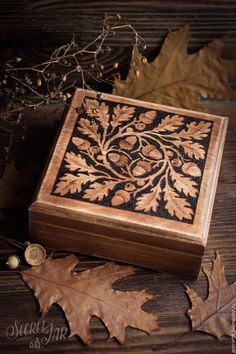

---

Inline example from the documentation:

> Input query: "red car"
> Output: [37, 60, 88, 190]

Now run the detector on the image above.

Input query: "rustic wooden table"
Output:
[0, 100, 235, 354]
[0, 1, 236, 352]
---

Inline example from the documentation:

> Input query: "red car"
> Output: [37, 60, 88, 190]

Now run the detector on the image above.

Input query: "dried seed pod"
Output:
[119, 136, 137, 150]
[133, 161, 152, 177]
[124, 183, 136, 192]
[142, 144, 162, 160]
[36, 79, 42, 87]
[72, 137, 90, 150]
[172, 158, 182, 167]
[6, 255, 21, 270]
[111, 190, 130, 206]
[24, 244, 46, 266]
[139, 110, 156, 124]
[108, 153, 128, 167]
[182, 162, 201, 177]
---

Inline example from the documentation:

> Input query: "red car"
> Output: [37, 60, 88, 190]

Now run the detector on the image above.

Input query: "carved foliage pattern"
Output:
[52, 97, 213, 223]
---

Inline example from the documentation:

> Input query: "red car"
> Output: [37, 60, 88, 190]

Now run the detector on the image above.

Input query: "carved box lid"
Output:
[29, 89, 228, 277]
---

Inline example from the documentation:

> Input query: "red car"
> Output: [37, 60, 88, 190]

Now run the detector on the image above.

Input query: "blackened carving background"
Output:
[51, 96, 213, 224]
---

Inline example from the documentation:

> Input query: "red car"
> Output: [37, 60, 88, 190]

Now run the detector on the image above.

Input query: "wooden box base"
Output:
[29, 89, 228, 277]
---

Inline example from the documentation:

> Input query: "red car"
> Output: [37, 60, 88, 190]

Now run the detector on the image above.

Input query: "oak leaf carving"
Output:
[111, 105, 135, 128]
[65, 152, 96, 173]
[83, 181, 117, 201]
[78, 118, 100, 141]
[84, 99, 110, 129]
[170, 169, 198, 198]
[164, 182, 193, 220]
[177, 121, 212, 140]
[176, 141, 205, 160]
[155, 115, 185, 133]
[136, 185, 162, 213]
[54, 173, 92, 195]
[186, 252, 236, 339]
[112, 24, 236, 111]
[20, 255, 159, 344]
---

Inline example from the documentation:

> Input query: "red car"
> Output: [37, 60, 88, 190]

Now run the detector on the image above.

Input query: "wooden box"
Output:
[29, 89, 228, 277]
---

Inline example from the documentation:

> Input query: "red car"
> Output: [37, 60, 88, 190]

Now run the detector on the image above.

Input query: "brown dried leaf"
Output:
[83, 181, 117, 201]
[54, 173, 92, 196]
[176, 140, 205, 160]
[65, 152, 96, 173]
[170, 169, 198, 198]
[111, 104, 135, 128]
[154, 115, 185, 132]
[186, 252, 236, 339]
[78, 118, 100, 141]
[177, 121, 212, 140]
[21, 255, 159, 344]
[136, 185, 162, 213]
[113, 24, 236, 111]
[164, 182, 193, 220]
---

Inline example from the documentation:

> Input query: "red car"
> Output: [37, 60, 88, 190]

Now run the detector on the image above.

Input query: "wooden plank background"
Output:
[0, 2, 236, 353]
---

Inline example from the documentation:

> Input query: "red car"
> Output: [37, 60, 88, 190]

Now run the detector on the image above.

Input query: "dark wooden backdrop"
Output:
[0, 2, 236, 354]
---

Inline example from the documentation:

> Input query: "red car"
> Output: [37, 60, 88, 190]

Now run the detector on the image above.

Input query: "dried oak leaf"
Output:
[112, 24, 236, 111]
[0, 160, 38, 210]
[186, 252, 236, 339]
[21, 255, 159, 344]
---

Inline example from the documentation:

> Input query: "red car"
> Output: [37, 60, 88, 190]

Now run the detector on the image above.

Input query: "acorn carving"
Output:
[108, 153, 129, 167]
[72, 137, 90, 151]
[172, 158, 182, 167]
[139, 110, 156, 124]
[142, 144, 162, 160]
[111, 190, 130, 206]
[133, 161, 152, 177]
[119, 136, 137, 150]
[182, 162, 201, 177]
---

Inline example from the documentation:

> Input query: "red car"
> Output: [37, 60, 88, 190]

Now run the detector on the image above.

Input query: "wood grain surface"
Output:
[0, 100, 235, 353]
[0, 2, 236, 353]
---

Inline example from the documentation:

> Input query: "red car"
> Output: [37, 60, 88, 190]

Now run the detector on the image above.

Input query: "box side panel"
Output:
[29, 205, 203, 278]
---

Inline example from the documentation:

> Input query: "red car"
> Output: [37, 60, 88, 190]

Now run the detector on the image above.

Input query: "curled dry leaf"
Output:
[111, 190, 130, 206]
[182, 162, 201, 177]
[113, 24, 236, 111]
[186, 252, 236, 339]
[21, 255, 159, 344]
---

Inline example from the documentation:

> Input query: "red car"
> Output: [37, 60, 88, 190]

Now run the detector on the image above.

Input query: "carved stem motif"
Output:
[52, 97, 212, 223]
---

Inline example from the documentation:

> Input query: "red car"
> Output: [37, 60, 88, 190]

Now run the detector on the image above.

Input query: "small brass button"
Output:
[24, 244, 46, 266]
